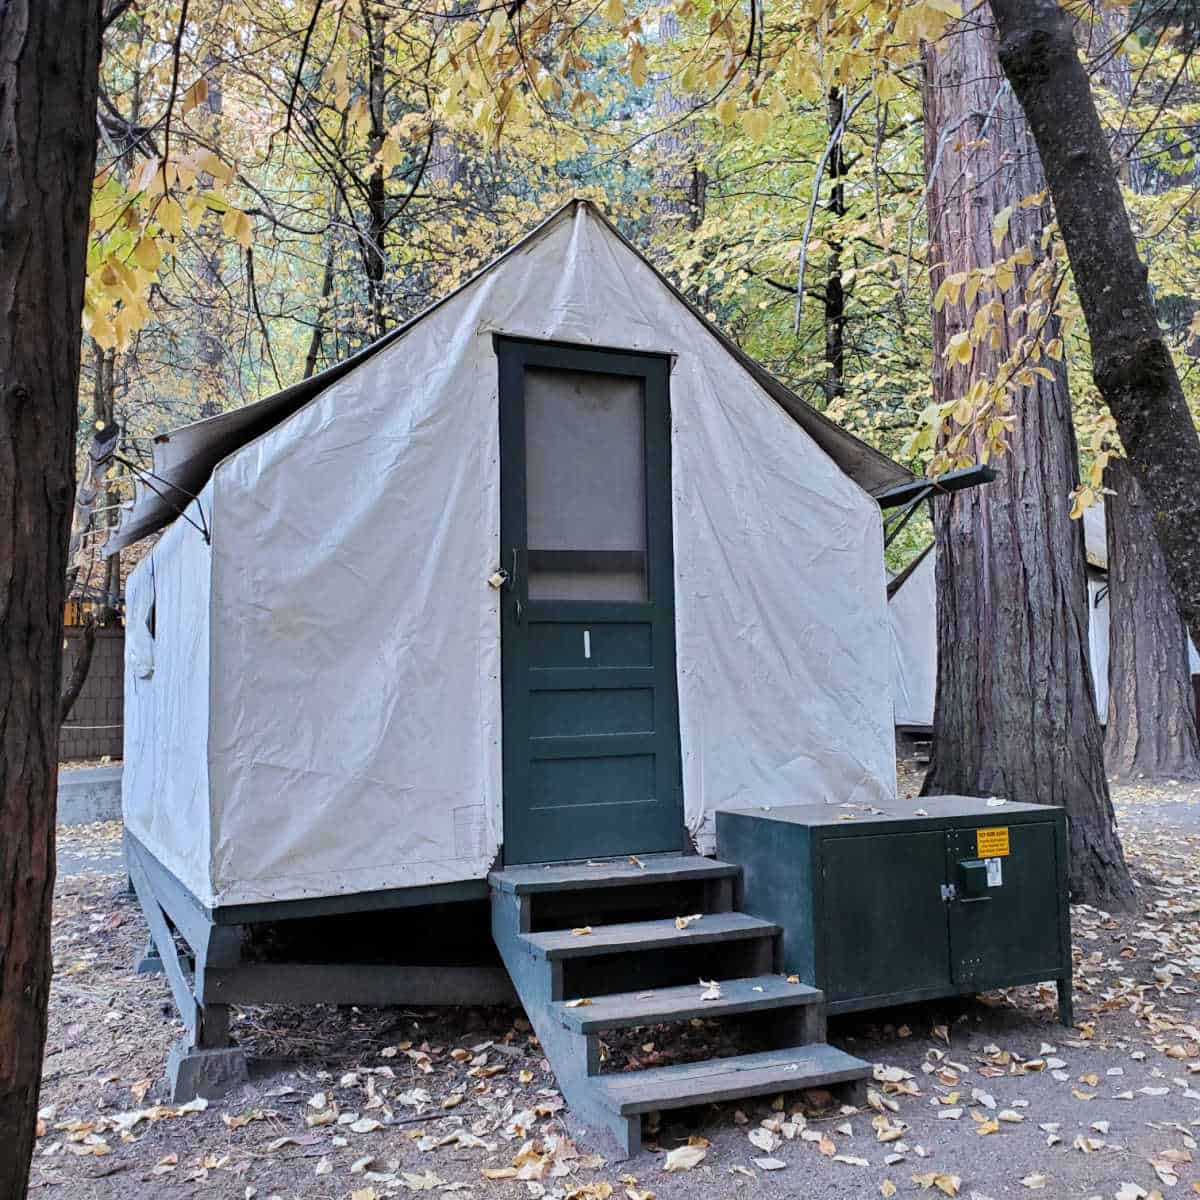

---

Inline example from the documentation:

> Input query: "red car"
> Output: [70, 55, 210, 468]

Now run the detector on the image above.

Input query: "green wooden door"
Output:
[498, 338, 684, 865]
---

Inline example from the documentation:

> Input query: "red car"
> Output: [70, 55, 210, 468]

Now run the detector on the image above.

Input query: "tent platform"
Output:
[127, 834, 871, 1150]
[125, 833, 517, 1101]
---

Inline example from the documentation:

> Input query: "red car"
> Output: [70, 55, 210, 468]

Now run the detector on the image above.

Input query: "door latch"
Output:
[940, 883, 957, 902]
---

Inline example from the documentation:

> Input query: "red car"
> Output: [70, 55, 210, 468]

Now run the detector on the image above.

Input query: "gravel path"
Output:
[33, 780, 1200, 1200]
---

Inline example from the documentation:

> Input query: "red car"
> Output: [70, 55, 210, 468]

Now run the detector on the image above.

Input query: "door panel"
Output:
[819, 833, 952, 1003]
[527, 689, 655, 738]
[499, 339, 684, 865]
[946, 823, 1064, 987]
[527, 621, 652, 668]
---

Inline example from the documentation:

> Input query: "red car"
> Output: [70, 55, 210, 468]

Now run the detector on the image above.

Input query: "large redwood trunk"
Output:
[920, 6, 1134, 909]
[991, 0, 1200, 661]
[1104, 456, 1200, 780]
[0, 2, 101, 1197]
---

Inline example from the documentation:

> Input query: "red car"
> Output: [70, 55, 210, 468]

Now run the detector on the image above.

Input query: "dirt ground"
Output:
[31, 773, 1200, 1200]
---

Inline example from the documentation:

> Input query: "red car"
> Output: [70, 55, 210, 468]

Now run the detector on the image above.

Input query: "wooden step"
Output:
[554, 975, 822, 1033]
[522, 912, 778, 961]
[592, 1044, 869, 1116]
[490, 856, 738, 895]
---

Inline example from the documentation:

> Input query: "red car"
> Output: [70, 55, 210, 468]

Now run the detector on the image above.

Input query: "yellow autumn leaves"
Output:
[419, 0, 966, 156]
[903, 189, 1072, 473]
[86, 134, 249, 353]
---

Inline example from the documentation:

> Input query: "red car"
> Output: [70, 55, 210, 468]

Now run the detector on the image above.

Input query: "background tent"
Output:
[887, 545, 936, 730]
[889, 499, 1200, 733]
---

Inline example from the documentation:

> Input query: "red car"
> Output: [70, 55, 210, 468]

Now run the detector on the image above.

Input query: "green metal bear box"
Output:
[716, 795, 1072, 1025]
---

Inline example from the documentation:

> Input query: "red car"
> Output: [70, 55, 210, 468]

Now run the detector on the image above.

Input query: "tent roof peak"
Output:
[105, 197, 914, 556]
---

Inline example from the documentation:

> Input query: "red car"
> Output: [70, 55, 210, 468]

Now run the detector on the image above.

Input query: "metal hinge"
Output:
[940, 883, 957, 902]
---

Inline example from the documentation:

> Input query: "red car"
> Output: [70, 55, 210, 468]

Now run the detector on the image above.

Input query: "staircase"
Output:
[490, 855, 870, 1158]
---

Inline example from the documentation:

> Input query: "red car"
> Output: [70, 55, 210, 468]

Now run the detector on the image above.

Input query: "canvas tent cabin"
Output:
[887, 499, 1200, 738]
[112, 200, 1057, 1153]
[113, 199, 910, 907]
[1080, 500, 1200, 725]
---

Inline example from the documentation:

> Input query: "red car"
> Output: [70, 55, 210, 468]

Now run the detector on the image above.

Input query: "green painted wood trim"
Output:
[211, 879, 491, 925]
[497, 336, 685, 865]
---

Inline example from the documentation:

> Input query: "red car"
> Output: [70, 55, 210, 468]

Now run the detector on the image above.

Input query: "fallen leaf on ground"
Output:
[912, 1173, 960, 1195]
[749, 1127, 780, 1153]
[663, 1144, 706, 1172]
[753, 1157, 787, 1171]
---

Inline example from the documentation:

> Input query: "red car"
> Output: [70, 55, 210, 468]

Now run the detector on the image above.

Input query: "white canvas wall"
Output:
[126, 204, 896, 907]
[888, 550, 937, 728]
[123, 492, 214, 900]
[1088, 571, 1110, 724]
[1083, 502, 1107, 569]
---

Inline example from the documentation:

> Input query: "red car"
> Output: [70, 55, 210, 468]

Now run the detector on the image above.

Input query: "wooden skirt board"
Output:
[123, 834, 516, 1101]
[497, 338, 685, 865]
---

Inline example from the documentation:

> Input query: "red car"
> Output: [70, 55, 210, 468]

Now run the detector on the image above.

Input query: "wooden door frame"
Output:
[495, 335, 686, 865]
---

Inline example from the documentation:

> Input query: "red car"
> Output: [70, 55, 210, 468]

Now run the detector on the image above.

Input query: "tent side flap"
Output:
[182, 202, 895, 907]
[122, 491, 216, 905]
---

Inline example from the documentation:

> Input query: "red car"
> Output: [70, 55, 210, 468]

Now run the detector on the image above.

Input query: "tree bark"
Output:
[196, 58, 225, 418]
[59, 617, 98, 725]
[0, 1, 101, 1197]
[303, 237, 338, 380]
[920, 7, 1135, 909]
[651, 11, 706, 241]
[823, 89, 846, 409]
[1104, 456, 1200, 780]
[361, 0, 389, 339]
[92, 342, 120, 609]
[990, 0, 1200, 661]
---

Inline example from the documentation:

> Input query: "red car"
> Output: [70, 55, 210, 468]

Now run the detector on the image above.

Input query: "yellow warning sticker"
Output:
[976, 827, 1010, 858]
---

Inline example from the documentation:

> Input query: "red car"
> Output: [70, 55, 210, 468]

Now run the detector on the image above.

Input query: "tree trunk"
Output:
[990, 0, 1200, 663]
[0, 1, 101, 1197]
[92, 342, 121, 610]
[1104, 456, 1200, 780]
[303, 237, 338, 380]
[59, 617, 98, 725]
[651, 11, 706, 241]
[361, 0, 388, 339]
[196, 60, 225, 418]
[920, 6, 1135, 909]
[823, 89, 846, 409]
